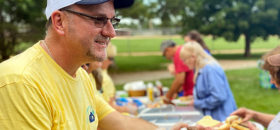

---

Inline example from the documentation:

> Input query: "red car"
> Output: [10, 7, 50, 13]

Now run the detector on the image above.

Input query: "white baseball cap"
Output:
[45, 0, 134, 19]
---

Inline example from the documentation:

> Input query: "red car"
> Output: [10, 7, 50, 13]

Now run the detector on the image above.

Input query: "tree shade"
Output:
[181, 0, 280, 57]
[0, 0, 46, 61]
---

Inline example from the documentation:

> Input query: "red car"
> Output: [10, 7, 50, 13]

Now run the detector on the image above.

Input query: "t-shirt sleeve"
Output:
[174, 54, 190, 73]
[0, 82, 51, 129]
[95, 93, 115, 121]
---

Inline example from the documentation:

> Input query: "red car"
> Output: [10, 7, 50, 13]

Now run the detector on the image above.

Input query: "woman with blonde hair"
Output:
[180, 42, 237, 121]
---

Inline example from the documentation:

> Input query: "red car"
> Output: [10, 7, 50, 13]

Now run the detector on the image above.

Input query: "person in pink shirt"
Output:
[160, 40, 194, 104]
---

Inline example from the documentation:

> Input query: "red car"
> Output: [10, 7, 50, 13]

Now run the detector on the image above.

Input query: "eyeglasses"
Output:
[60, 9, 120, 28]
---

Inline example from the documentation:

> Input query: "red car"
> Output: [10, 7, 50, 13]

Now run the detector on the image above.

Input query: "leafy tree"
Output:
[116, 0, 157, 29]
[0, 0, 46, 61]
[156, 0, 188, 27]
[182, 0, 280, 57]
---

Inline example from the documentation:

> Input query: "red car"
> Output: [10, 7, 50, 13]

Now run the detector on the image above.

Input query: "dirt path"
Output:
[117, 49, 271, 56]
[111, 59, 258, 85]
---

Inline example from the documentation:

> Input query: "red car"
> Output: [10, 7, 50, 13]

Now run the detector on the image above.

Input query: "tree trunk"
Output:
[1, 53, 9, 61]
[0, 41, 9, 61]
[244, 34, 251, 57]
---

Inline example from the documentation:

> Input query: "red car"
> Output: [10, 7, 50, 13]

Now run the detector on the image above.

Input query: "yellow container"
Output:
[148, 87, 154, 102]
[128, 90, 146, 97]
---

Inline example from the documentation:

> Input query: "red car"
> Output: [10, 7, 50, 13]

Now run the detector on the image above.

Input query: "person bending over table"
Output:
[160, 40, 195, 104]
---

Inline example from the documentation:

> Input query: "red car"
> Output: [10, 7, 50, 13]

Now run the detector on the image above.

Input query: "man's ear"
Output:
[50, 10, 66, 35]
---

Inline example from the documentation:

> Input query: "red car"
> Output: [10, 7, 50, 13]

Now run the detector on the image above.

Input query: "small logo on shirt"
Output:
[87, 106, 95, 123]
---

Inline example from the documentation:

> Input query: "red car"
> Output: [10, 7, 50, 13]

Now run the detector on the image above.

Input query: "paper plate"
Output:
[172, 99, 192, 106]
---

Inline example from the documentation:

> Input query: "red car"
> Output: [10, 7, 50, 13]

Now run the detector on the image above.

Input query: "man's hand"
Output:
[230, 108, 255, 122]
[168, 64, 175, 75]
[163, 96, 174, 105]
[126, 103, 138, 115]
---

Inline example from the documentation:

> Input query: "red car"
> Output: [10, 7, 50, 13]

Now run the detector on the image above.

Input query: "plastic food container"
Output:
[128, 90, 146, 97]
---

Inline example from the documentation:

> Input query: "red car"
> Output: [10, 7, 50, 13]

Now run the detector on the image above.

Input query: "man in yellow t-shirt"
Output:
[0, 42, 113, 129]
[0, 0, 162, 130]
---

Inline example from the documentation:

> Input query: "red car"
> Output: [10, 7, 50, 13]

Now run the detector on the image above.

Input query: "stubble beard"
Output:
[88, 35, 110, 62]
[87, 47, 107, 62]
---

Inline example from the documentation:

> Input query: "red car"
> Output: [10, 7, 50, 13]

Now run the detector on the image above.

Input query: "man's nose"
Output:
[101, 21, 116, 38]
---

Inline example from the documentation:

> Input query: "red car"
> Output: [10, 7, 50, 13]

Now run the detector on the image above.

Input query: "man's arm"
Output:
[231, 108, 275, 128]
[98, 111, 158, 130]
[165, 72, 185, 100]
[253, 111, 275, 127]
[109, 99, 138, 115]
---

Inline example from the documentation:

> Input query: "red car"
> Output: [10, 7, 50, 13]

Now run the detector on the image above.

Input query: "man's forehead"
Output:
[75, 1, 115, 16]
[45, 0, 134, 19]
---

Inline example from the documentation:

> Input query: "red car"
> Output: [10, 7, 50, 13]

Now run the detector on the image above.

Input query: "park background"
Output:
[1, 0, 280, 115]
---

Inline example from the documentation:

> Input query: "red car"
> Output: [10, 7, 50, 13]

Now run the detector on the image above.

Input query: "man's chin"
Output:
[93, 55, 106, 62]
[88, 56, 105, 62]
[87, 52, 106, 62]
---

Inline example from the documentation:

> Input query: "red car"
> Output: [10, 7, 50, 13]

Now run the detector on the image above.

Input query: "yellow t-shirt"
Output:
[88, 73, 103, 98]
[101, 70, 116, 102]
[89, 73, 97, 89]
[0, 41, 114, 129]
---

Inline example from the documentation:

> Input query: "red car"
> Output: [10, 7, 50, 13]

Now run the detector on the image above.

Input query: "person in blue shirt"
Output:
[180, 42, 237, 121]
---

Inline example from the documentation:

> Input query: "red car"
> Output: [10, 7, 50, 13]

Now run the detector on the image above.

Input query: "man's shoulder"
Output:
[0, 44, 42, 86]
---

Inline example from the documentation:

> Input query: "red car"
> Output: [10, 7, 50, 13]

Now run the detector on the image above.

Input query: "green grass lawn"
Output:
[15, 35, 280, 54]
[111, 37, 184, 53]
[227, 68, 280, 114]
[116, 68, 280, 114]
[112, 35, 280, 53]
[112, 38, 278, 113]
[112, 55, 170, 73]
[113, 53, 264, 73]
